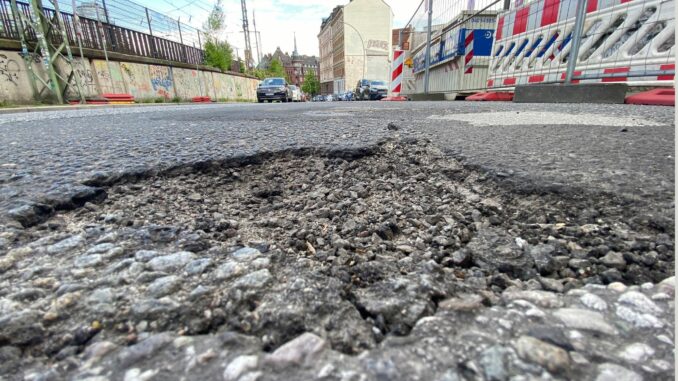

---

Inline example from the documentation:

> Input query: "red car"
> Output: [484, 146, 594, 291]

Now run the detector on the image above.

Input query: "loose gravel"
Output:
[0, 138, 673, 380]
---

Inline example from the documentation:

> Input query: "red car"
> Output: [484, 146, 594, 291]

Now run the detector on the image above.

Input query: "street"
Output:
[0, 102, 673, 222]
[0, 101, 675, 380]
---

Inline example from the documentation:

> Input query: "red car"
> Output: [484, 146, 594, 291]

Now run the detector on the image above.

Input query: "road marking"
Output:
[427, 111, 664, 126]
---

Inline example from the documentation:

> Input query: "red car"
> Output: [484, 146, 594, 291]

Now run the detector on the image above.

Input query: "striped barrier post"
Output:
[391, 50, 405, 95]
[464, 31, 474, 74]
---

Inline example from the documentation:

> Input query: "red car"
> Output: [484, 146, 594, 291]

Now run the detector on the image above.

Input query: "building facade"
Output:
[318, 0, 393, 95]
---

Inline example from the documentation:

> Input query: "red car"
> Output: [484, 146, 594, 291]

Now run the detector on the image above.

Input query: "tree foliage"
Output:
[204, 40, 233, 72]
[202, 0, 233, 72]
[250, 68, 268, 79]
[204, 0, 225, 40]
[267, 58, 286, 79]
[301, 70, 320, 95]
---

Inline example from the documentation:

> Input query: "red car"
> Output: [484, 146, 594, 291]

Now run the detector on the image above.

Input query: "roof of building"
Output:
[320, 5, 343, 31]
[259, 47, 319, 69]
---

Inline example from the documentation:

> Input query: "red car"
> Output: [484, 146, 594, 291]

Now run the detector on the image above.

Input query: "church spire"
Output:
[293, 32, 299, 57]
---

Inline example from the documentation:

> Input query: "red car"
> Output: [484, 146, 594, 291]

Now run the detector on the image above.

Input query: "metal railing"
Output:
[0, 0, 205, 66]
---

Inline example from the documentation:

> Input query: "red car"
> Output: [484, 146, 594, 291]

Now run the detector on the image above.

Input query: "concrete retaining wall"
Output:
[0, 50, 258, 104]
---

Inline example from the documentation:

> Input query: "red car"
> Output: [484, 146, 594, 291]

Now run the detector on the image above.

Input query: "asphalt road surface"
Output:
[0, 101, 673, 226]
[0, 100, 674, 380]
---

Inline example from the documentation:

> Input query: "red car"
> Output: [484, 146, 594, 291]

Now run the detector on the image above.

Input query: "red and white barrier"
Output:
[488, 0, 675, 88]
[391, 50, 405, 95]
[464, 32, 474, 74]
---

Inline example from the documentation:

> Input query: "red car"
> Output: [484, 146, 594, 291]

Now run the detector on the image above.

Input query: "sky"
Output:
[138, 0, 422, 62]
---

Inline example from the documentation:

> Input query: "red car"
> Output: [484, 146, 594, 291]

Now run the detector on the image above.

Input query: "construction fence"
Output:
[0, 0, 205, 66]
[397, 0, 675, 96]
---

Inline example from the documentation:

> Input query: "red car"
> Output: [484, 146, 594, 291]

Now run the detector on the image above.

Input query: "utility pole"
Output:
[565, 0, 587, 83]
[94, 2, 115, 93]
[252, 9, 261, 65]
[423, 0, 433, 94]
[241, 0, 253, 68]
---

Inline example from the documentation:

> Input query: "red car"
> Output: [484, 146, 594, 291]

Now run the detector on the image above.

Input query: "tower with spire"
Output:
[291, 32, 303, 86]
[292, 32, 300, 59]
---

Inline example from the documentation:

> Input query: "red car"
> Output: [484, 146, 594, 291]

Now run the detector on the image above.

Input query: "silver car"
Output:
[289, 85, 301, 102]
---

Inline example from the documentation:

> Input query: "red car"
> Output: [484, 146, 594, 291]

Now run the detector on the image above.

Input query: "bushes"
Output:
[204, 40, 233, 72]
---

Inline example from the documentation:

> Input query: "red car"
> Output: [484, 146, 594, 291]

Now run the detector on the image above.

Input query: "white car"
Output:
[289, 85, 301, 102]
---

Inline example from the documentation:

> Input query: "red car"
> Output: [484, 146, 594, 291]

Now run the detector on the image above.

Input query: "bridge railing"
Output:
[0, 0, 205, 66]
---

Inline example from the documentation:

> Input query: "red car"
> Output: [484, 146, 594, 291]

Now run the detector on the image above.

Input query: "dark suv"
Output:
[257, 78, 292, 103]
[355, 79, 388, 100]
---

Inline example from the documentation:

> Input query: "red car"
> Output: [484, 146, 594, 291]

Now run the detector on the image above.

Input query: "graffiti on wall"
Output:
[172, 69, 202, 99]
[94, 60, 125, 94]
[67, 60, 99, 96]
[120, 62, 152, 98]
[149, 65, 173, 99]
[0, 54, 20, 86]
[367, 40, 389, 51]
[1, 47, 259, 103]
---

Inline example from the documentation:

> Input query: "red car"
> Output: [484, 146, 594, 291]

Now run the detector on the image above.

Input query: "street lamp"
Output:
[342, 21, 366, 90]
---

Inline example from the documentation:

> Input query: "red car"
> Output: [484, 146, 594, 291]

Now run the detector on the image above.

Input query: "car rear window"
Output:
[263, 78, 284, 86]
[371, 81, 385, 86]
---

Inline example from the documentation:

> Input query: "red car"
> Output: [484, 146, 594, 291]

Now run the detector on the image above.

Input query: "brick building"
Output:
[259, 35, 320, 88]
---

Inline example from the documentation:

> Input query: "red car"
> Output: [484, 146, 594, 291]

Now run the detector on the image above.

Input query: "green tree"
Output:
[301, 70, 320, 96]
[250, 68, 268, 79]
[204, 0, 225, 39]
[202, 0, 233, 72]
[204, 40, 233, 72]
[267, 58, 287, 79]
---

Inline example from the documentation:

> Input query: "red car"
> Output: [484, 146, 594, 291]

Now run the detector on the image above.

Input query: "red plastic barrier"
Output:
[102, 93, 135, 104]
[466, 92, 514, 101]
[625, 88, 675, 106]
[102, 93, 134, 100]
[192, 96, 212, 103]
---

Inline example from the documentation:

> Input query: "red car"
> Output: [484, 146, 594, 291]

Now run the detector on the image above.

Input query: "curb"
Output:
[0, 101, 251, 115]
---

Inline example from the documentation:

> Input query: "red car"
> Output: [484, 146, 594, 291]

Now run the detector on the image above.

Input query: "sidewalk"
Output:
[0, 101, 249, 115]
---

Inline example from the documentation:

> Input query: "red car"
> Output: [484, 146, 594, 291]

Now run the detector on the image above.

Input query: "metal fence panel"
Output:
[403, 0, 504, 95]
[401, 0, 675, 95]
[489, 0, 675, 88]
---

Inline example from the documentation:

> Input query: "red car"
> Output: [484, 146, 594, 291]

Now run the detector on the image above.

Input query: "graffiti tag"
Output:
[0, 54, 20, 86]
[151, 77, 173, 91]
[366, 40, 389, 51]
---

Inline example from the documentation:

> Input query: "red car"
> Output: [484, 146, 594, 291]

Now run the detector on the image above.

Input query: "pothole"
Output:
[0, 139, 673, 367]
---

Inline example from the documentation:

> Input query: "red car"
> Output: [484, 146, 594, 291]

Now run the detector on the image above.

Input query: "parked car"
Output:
[355, 79, 388, 100]
[325, 94, 334, 102]
[342, 91, 355, 101]
[257, 77, 292, 103]
[289, 85, 301, 102]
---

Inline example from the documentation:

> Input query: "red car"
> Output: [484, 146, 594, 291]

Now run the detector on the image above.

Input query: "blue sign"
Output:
[471, 29, 495, 56]
[413, 28, 494, 73]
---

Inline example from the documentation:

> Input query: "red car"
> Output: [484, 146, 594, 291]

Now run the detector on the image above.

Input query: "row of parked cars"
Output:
[311, 79, 389, 102]
[257, 77, 393, 103]
[256, 78, 307, 103]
